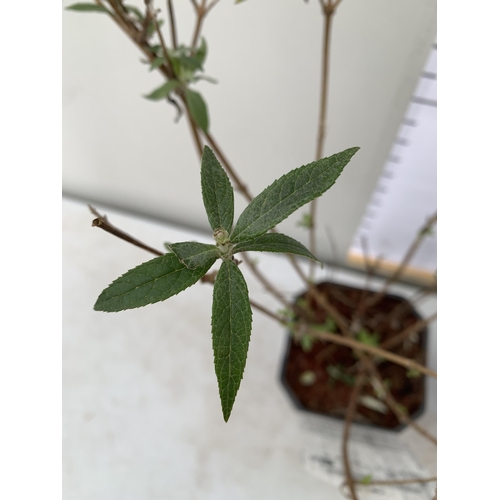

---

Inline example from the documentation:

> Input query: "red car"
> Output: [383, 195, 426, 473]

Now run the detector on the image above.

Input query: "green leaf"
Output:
[193, 38, 207, 69]
[406, 368, 422, 378]
[311, 317, 337, 332]
[145, 18, 164, 39]
[168, 53, 182, 78]
[194, 74, 218, 84]
[185, 88, 209, 133]
[230, 147, 359, 242]
[166, 241, 220, 269]
[144, 80, 180, 100]
[232, 233, 321, 265]
[326, 364, 355, 386]
[66, 3, 109, 13]
[296, 212, 312, 229]
[94, 253, 215, 312]
[201, 146, 234, 233]
[212, 259, 252, 421]
[356, 328, 380, 347]
[149, 57, 166, 72]
[175, 40, 207, 72]
[360, 475, 373, 485]
[300, 334, 314, 353]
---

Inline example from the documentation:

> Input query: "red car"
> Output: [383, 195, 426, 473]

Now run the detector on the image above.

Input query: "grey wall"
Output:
[63, 0, 436, 265]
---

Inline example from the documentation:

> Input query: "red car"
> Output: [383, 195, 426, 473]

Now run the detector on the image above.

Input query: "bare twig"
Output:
[240, 254, 292, 309]
[307, 285, 351, 336]
[368, 366, 437, 445]
[354, 476, 437, 487]
[380, 313, 436, 351]
[190, 0, 220, 49]
[89, 205, 164, 256]
[374, 284, 436, 332]
[364, 212, 437, 310]
[342, 370, 365, 500]
[166, 0, 178, 49]
[351, 238, 384, 326]
[309, 1, 338, 280]
[249, 299, 285, 322]
[308, 328, 437, 378]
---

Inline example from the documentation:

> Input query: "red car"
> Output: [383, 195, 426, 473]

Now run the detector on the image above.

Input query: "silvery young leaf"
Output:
[201, 146, 234, 233]
[185, 88, 209, 134]
[212, 259, 252, 421]
[94, 253, 215, 312]
[233, 233, 321, 266]
[166, 241, 220, 269]
[66, 3, 109, 12]
[230, 147, 359, 243]
[144, 80, 180, 101]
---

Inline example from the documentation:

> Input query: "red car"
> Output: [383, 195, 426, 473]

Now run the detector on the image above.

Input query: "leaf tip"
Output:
[93, 300, 106, 312]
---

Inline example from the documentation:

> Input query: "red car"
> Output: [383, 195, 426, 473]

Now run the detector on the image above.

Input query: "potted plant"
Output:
[65, 1, 437, 498]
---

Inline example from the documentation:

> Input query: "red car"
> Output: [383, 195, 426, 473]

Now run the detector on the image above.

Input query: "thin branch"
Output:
[96, 0, 172, 79]
[240, 254, 292, 309]
[369, 367, 437, 445]
[307, 284, 351, 336]
[308, 327, 437, 378]
[189, 0, 220, 51]
[190, 0, 206, 49]
[315, 1, 336, 158]
[342, 370, 365, 500]
[351, 238, 383, 325]
[166, 0, 178, 49]
[206, 0, 220, 14]
[374, 285, 436, 332]
[355, 476, 437, 487]
[89, 205, 164, 256]
[152, 8, 171, 72]
[380, 313, 436, 351]
[365, 212, 437, 310]
[308, 0, 341, 280]
[249, 299, 284, 322]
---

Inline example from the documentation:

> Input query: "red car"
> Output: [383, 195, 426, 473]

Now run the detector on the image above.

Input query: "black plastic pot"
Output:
[279, 281, 428, 432]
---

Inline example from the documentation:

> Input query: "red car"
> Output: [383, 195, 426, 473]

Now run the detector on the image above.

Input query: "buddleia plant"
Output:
[94, 145, 359, 421]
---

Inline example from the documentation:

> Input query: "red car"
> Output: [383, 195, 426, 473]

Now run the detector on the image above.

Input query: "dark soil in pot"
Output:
[281, 282, 427, 430]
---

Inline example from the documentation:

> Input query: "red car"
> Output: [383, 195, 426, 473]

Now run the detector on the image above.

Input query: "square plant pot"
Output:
[280, 281, 427, 431]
